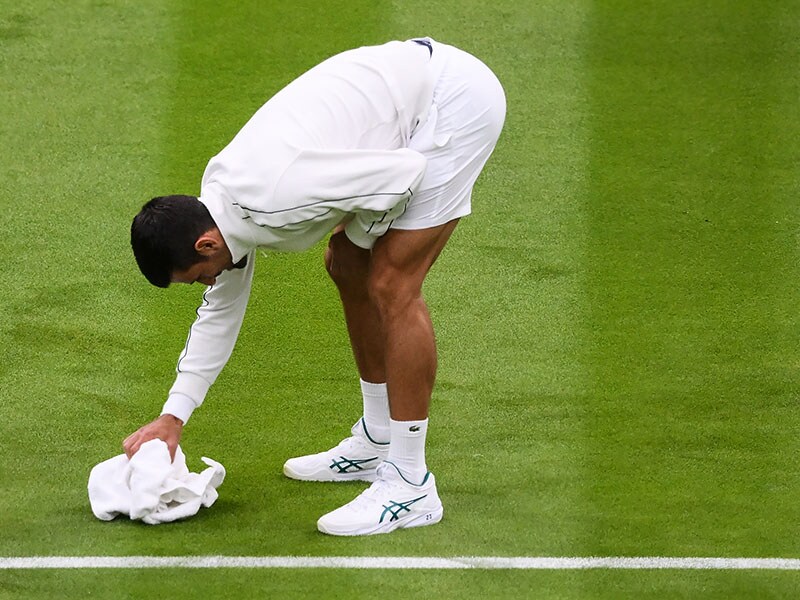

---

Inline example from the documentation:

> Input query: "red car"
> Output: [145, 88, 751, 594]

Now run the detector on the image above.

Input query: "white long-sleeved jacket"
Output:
[162, 40, 436, 422]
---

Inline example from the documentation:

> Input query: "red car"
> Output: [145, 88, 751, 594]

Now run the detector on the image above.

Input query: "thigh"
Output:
[371, 219, 460, 293]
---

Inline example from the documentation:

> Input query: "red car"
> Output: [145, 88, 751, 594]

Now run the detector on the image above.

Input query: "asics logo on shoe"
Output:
[379, 495, 428, 523]
[409, 426, 420, 432]
[329, 456, 379, 473]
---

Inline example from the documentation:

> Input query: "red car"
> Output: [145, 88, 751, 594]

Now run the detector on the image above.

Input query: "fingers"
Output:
[123, 430, 145, 459]
[167, 442, 178, 463]
[122, 415, 184, 461]
[123, 431, 162, 460]
[123, 432, 136, 458]
[122, 425, 158, 459]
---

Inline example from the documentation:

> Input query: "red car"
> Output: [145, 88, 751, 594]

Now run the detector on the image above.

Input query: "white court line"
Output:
[2, 556, 800, 570]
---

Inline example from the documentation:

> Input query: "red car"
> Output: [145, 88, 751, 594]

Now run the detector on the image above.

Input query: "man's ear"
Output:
[194, 229, 223, 257]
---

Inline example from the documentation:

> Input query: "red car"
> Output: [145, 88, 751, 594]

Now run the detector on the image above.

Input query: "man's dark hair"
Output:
[131, 195, 217, 288]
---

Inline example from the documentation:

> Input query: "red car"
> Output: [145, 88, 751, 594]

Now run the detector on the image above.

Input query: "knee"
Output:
[324, 244, 350, 287]
[367, 268, 419, 318]
[325, 232, 370, 292]
[323, 245, 336, 279]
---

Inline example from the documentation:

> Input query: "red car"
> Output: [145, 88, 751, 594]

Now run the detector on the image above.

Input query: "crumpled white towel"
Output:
[88, 439, 225, 525]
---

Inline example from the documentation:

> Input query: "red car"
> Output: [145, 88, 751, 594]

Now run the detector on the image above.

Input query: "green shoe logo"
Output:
[329, 456, 379, 473]
[379, 495, 428, 523]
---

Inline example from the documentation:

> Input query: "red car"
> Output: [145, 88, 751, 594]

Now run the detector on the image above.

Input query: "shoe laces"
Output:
[347, 468, 405, 511]
[331, 433, 383, 457]
[331, 436, 360, 453]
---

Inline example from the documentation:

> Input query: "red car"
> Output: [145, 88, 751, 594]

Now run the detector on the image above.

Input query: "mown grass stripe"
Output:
[2, 556, 800, 570]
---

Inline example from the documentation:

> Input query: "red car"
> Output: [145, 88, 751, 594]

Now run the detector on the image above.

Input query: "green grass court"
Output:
[2, 0, 799, 597]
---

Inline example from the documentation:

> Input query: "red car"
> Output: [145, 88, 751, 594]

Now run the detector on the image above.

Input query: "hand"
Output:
[123, 414, 184, 462]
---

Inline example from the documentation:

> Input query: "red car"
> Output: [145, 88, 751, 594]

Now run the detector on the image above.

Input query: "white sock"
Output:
[387, 418, 429, 485]
[360, 379, 390, 445]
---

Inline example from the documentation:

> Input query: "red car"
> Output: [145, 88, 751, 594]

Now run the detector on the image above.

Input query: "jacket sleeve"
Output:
[160, 250, 256, 423]
[264, 147, 428, 249]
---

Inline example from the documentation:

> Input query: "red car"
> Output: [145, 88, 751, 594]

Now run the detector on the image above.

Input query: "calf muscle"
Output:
[325, 220, 459, 414]
[370, 221, 459, 420]
[325, 230, 385, 382]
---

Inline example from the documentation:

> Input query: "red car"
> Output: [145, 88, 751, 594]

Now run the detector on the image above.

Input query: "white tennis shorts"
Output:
[392, 38, 506, 230]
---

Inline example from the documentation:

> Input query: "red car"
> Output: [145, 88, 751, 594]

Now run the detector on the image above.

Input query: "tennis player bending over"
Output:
[124, 37, 505, 536]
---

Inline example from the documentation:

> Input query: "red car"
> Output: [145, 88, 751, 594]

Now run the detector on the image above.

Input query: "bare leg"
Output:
[325, 229, 385, 383]
[368, 220, 459, 420]
[313, 221, 458, 534]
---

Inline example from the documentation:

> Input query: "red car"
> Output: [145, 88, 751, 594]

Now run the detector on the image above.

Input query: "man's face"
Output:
[171, 252, 235, 287]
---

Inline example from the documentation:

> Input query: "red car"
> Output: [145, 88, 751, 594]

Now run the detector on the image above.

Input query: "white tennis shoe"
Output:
[316, 461, 443, 536]
[283, 420, 388, 482]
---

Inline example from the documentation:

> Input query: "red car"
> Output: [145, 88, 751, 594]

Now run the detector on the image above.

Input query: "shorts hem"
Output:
[389, 207, 471, 231]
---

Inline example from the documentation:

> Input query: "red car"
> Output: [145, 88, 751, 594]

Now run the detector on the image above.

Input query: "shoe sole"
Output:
[317, 505, 444, 536]
[283, 462, 378, 483]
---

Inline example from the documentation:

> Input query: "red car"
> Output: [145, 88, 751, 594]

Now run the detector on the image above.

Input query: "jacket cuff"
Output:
[161, 393, 197, 424]
[164, 372, 211, 423]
